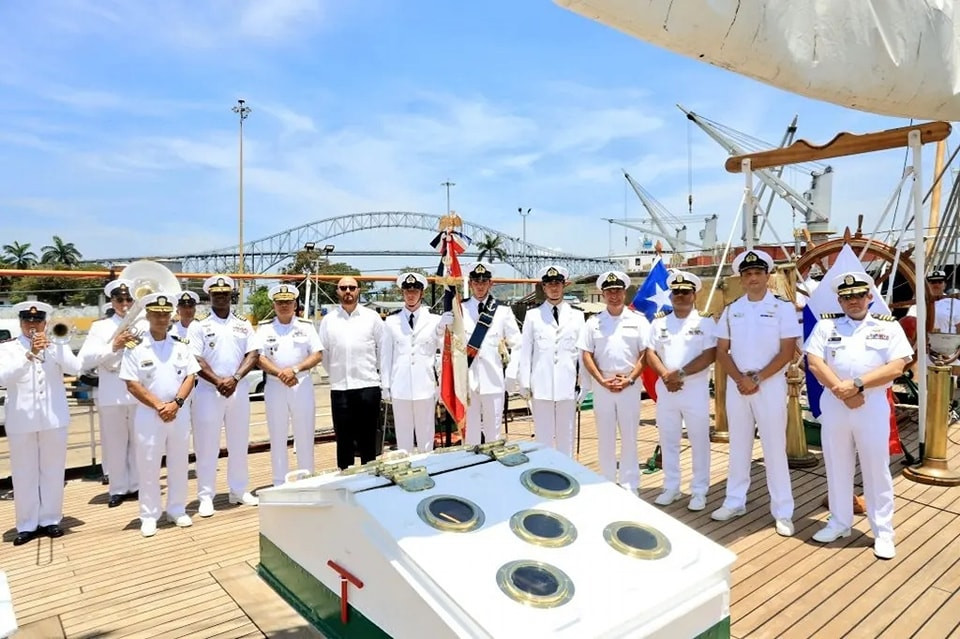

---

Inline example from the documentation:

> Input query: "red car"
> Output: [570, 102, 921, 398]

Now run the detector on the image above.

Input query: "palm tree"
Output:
[476, 234, 507, 263]
[40, 235, 83, 266]
[2, 241, 38, 269]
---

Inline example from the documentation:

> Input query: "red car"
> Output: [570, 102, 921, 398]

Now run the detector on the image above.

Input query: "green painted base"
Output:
[696, 616, 731, 639]
[258, 534, 390, 639]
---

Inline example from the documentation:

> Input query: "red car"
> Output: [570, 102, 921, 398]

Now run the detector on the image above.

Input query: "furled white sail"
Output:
[554, 0, 960, 120]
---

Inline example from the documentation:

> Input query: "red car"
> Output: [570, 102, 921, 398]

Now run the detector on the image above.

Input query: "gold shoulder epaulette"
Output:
[171, 335, 189, 345]
[698, 310, 714, 319]
[820, 312, 844, 319]
[871, 313, 896, 322]
[196, 311, 210, 321]
[233, 311, 249, 322]
[258, 318, 272, 325]
[653, 309, 672, 319]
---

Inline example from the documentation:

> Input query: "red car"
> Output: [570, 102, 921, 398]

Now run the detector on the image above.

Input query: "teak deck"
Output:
[1, 397, 959, 638]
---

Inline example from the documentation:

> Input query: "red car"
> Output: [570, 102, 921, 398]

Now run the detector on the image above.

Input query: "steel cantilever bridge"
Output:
[158, 212, 617, 278]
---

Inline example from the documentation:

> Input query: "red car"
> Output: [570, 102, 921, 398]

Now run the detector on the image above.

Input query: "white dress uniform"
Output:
[187, 277, 257, 504]
[79, 279, 146, 500]
[578, 272, 649, 492]
[381, 275, 442, 453]
[516, 267, 585, 457]
[252, 312, 322, 487]
[461, 293, 522, 446]
[715, 254, 800, 521]
[805, 273, 913, 553]
[119, 299, 200, 529]
[0, 303, 81, 538]
[648, 297, 717, 500]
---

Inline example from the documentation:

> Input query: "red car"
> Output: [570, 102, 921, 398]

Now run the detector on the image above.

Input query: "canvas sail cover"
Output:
[554, 0, 960, 120]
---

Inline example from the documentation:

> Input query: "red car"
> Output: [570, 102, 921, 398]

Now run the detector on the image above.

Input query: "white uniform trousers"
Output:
[592, 385, 641, 492]
[9, 428, 68, 532]
[135, 408, 190, 521]
[820, 392, 895, 539]
[655, 380, 711, 496]
[722, 376, 794, 519]
[531, 399, 576, 457]
[264, 379, 316, 487]
[465, 392, 505, 446]
[392, 398, 437, 453]
[99, 404, 138, 496]
[192, 386, 251, 500]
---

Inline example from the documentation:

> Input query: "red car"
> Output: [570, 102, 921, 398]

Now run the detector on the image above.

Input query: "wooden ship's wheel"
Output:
[795, 225, 933, 342]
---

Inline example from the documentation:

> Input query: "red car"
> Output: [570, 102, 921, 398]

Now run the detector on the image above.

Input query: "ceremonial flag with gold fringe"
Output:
[432, 215, 470, 437]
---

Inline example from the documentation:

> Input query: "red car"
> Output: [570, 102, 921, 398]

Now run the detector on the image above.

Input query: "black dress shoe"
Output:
[43, 525, 64, 538]
[125, 490, 139, 501]
[108, 494, 124, 508]
[13, 530, 37, 546]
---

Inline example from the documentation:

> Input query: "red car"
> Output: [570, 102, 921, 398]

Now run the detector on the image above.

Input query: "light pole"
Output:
[232, 98, 252, 308]
[519, 207, 532, 277]
[441, 181, 455, 214]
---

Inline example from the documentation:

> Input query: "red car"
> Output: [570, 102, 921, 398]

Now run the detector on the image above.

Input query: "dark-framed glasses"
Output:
[338, 285, 358, 292]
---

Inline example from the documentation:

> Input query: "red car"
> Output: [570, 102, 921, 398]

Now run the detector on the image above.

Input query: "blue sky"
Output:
[0, 0, 952, 277]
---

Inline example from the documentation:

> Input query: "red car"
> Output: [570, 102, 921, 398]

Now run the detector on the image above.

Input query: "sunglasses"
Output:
[671, 289, 694, 296]
[112, 296, 134, 303]
[22, 317, 44, 323]
[840, 292, 869, 300]
[338, 285, 358, 292]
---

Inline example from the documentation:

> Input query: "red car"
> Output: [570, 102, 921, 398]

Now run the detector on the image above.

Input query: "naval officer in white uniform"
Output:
[804, 271, 912, 559]
[712, 249, 800, 536]
[79, 279, 146, 508]
[120, 293, 200, 537]
[578, 270, 649, 494]
[0, 302, 81, 545]
[170, 290, 200, 340]
[644, 271, 717, 511]
[253, 283, 323, 487]
[188, 275, 260, 516]
[381, 272, 442, 452]
[515, 264, 585, 456]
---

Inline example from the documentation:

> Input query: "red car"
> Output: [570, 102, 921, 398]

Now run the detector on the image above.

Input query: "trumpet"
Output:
[31, 323, 72, 363]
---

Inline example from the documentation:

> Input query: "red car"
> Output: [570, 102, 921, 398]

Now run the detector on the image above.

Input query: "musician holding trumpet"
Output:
[0, 302, 81, 546]
[79, 279, 146, 508]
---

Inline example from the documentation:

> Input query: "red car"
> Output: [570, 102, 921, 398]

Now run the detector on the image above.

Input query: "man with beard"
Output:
[317, 276, 384, 469]
[381, 272, 442, 453]
[515, 265, 585, 456]
[188, 276, 260, 516]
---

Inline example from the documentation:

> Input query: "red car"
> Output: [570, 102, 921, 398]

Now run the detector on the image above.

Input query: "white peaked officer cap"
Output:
[104, 279, 134, 297]
[203, 275, 236, 294]
[667, 270, 701, 292]
[468, 262, 494, 280]
[269, 283, 300, 301]
[731, 249, 774, 273]
[397, 272, 428, 289]
[538, 265, 569, 283]
[831, 271, 874, 297]
[596, 270, 630, 290]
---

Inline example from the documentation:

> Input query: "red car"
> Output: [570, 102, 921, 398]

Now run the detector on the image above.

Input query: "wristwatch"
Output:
[174, 397, 185, 408]
[750, 373, 761, 384]
[677, 368, 687, 380]
[292, 366, 300, 375]
[627, 376, 636, 386]
[853, 377, 864, 393]
[233, 373, 243, 382]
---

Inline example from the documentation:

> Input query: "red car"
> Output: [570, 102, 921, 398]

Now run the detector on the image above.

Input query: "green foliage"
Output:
[476, 234, 507, 263]
[248, 286, 274, 323]
[9, 262, 105, 306]
[3, 241, 38, 269]
[40, 236, 83, 266]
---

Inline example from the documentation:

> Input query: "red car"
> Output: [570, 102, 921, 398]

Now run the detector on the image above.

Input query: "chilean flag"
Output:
[631, 259, 673, 401]
[803, 243, 903, 454]
[433, 226, 470, 437]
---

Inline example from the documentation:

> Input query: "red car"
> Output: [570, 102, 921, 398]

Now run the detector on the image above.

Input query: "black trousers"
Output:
[331, 386, 382, 470]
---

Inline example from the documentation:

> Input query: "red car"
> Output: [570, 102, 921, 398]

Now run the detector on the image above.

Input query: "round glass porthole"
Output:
[416, 495, 485, 532]
[519, 468, 580, 499]
[509, 510, 577, 548]
[603, 521, 671, 560]
[496, 560, 575, 608]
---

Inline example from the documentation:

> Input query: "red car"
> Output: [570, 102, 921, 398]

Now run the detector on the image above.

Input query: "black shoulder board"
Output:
[296, 317, 312, 323]
[653, 309, 672, 319]
[171, 335, 189, 345]
[871, 313, 896, 322]
[819, 312, 844, 319]
[774, 294, 790, 302]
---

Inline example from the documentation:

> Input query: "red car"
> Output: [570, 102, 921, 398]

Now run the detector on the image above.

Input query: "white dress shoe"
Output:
[874, 537, 896, 560]
[198, 498, 215, 517]
[654, 490, 683, 506]
[812, 523, 851, 543]
[167, 513, 193, 528]
[229, 491, 259, 506]
[711, 506, 747, 521]
[140, 518, 157, 538]
[775, 518, 795, 537]
[688, 494, 707, 511]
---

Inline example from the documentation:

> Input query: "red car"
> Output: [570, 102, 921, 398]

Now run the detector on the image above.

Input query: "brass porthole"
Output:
[496, 560, 575, 608]
[603, 521, 672, 560]
[509, 510, 577, 548]
[416, 495, 485, 533]
[519, 468, 580, 499]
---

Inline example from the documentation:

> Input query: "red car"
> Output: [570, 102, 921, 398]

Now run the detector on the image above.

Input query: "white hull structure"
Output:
[554, 0, 960, 120]
[258, 441, 736, 638]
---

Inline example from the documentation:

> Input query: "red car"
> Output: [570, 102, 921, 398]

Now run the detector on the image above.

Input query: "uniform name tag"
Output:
[828, 336, 841, 342]
[141, 360, 154, 367]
